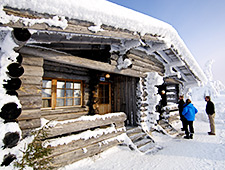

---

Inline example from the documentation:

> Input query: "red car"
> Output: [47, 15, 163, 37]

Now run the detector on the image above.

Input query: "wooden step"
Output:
[158, 119, 178, 136]
[139, 142, 156, 153]
[126, 126, 142, 136]
[129, 132, 146, 142]
[124, 126, 160, 154]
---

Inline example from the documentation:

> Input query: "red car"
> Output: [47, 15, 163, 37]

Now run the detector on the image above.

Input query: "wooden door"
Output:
[98, 82, 111, 114]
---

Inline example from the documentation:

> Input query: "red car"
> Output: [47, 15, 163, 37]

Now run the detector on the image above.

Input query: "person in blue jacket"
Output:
[182, 99, 198, 139]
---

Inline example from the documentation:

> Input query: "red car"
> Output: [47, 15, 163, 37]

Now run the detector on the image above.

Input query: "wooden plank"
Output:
[21, 54, 43, 67]
[18, 109, 41, 120]
[44, 63, 89, 76]
[22, 65, 44, 77]
[43, 71, 90, 82]
[41, 107, 88, 116]
[19, 46, 143, 78]
[48, 129, 125, 157]
[20, 75, 42, 85]
[18, 118, 41, 130]
[18, 95, 42, 110]
[47, 113, 126, 138]
[42, 112, 88, 121]
[49, 138, 121, 168]
[129, 51, 164, 68]
[18, 84, 41, 96]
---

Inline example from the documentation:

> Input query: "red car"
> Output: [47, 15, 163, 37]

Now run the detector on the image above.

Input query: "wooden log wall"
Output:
[44, 112, 127, 168]
[128, 49, 165, 76]
[110, 49, 165, 77]
[112, 75, 139, 126]
[17, 53, 43, 135]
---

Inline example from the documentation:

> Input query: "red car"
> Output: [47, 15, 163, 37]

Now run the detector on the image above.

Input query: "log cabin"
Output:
[0, 0, 207, 168]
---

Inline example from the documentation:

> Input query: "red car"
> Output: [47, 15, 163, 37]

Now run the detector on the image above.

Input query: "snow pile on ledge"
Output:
[41, 112, 125, 128]
[0, 0, 207, 83]
[44, 124, 125, 147]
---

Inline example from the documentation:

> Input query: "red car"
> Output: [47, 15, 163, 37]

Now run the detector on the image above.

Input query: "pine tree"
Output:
[14, 123, 53, 170]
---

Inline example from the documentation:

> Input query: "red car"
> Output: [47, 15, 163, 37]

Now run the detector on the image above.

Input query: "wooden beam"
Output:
[29, 31, 121, 45]
[19, 46, 144, 78]
[46, 112, 126, 138]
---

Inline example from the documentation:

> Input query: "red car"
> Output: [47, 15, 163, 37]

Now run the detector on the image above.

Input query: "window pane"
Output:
[66, 82, 73, 89]
[56, 99, 64, 106]
[74, 98, 81, 105]
[57, 89, 65, 97]
[42, 99, 51, 108]
[66, 90, 73, 97]
[66, 98, 73, 106]
[74, 83, 81, 89]
[57, 81, 65, 88]
[74, 90, 81, 97]
[42, 80, 51, 88]
[42, 89, 51, 97]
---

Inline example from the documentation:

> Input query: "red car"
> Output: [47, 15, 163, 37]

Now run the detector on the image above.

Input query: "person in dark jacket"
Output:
[182, 99, 198, 139]
[178, 95, 185, 131]
[205, 96, 216, 135]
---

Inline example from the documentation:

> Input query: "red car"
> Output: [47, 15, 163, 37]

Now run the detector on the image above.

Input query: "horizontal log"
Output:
[18, 84, 41, 96]
[47, 112, 126, 138]
[44, 62, 89, 76]
[132, 65, 163, 75]
[18, 109, 41, 120]
[50, 137, 121, 168]
[44, 63, 89, 76]
[18, 95, 42, 110]
[43, 71, 90, 82]
[20, 75, 42, 85]
[18, 118, 41, 130]
[41, 107, 88, 116]
[42, 112, 88, 121]
[48, 128, 125, 157]
[129, 50, 164, 68]
[132, 60, 162, 72]
[21, 54, 43, 67]
[19, 46, 144, 78]
[129, 54, 164, 70]
[22, 65, 43, 77]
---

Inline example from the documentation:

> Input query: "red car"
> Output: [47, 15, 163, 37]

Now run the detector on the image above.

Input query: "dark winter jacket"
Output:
[182, 103, 198, 121]
[178, 99, 185, 120]
[178, 99, 185, 114]
[206, 101, 215, 115]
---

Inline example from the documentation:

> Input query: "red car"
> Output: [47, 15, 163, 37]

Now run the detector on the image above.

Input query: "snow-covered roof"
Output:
[0, 0, 207, 84]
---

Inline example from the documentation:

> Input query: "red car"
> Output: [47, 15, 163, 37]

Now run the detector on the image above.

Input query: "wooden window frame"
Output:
[42, 78, 83, 109]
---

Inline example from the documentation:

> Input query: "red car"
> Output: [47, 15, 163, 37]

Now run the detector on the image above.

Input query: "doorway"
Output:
[97, 82, 112, 114]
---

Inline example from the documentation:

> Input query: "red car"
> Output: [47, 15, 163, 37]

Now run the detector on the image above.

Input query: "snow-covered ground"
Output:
[61, 95, 225, 170]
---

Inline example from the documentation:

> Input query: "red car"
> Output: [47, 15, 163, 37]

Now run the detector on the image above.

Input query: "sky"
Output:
[107, 0, 225, 85]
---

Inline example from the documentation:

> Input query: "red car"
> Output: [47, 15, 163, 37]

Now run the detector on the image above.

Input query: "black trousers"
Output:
[183, 118, 194, 136]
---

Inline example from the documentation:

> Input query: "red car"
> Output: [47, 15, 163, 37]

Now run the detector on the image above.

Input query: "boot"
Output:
[183, 135, 189, 139]
[190, 133, 193, 139]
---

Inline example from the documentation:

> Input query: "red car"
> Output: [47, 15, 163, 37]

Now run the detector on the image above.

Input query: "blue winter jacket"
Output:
[182, 103, 198, 121]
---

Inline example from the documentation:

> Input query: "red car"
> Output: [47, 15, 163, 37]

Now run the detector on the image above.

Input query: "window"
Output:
[98, 83, 110, 104]
[42, 78, 83, 109]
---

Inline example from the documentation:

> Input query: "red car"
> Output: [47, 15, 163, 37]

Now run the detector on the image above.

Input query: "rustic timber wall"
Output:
[17, 53, 43, 136]
[127, 49, 165, 76]
[45, 112, 127, 168]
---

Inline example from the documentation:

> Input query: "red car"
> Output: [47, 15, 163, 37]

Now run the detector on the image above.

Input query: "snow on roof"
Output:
[0, 0, 207, 83]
